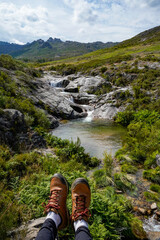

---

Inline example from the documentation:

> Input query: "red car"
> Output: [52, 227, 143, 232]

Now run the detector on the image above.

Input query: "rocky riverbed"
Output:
[39, 71, 132, 122]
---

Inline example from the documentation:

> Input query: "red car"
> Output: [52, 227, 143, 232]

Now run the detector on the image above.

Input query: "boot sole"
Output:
[71, 178, 90, 191]
[51, 173, 69, 193]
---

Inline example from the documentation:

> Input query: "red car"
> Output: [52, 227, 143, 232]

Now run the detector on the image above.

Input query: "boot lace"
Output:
[43, 190, 61, 213]
[72, 195, 90, 220]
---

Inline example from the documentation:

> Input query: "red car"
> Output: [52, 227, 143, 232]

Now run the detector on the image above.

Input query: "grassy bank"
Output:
[0, 135, 146, 240]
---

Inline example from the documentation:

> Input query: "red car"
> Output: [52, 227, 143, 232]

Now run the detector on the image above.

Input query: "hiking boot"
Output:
[71, 178, 91, 222]
[44, 173, 69, 230]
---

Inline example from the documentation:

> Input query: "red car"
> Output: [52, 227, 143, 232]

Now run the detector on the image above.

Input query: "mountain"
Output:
[0, 41, 23, 55]
[0, 38, 118, 62]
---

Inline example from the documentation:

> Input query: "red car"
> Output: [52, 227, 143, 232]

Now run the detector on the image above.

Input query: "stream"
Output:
[52, 118, 125, 159]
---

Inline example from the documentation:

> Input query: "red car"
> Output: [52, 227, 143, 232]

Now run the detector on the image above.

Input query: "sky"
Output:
[0, 0, 159, 44]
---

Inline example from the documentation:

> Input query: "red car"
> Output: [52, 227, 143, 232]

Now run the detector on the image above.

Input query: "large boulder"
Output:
[8, 217, 46, 240]
[31, 77, 86, 119]
[0, 109, 46, 150]
[71, 75, 105, 93]
[0, 109, 27, 147]
[64, 82, 79, 93]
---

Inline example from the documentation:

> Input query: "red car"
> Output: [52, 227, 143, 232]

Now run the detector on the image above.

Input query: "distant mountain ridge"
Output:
[0, 38, 118, 62]
[0, 41, 23, 55]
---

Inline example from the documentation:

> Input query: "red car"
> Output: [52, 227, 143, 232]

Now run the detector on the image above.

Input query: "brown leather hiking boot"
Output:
[71, 178, 91, 222]
[44, 173, 69, 230]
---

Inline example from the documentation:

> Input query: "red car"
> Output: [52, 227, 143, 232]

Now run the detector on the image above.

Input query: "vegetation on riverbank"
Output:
[0, 136, 147, 240]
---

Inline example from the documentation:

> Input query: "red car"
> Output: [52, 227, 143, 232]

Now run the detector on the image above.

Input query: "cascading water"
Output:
[50, 80, 62, 88]
[83, 110, 94, 122]
[143, 215, 160, 232]
[143, 215, 160, 240]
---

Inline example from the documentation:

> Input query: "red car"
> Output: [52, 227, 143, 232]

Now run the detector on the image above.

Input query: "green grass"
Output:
[35, 42, 160, 71]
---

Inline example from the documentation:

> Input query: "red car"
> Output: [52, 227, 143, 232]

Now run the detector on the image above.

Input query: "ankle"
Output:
[74, 219, 89, 232]
[46, 211, 61, 228]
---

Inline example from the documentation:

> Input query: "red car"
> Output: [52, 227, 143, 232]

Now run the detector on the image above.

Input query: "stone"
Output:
[133, 206, 139, 212]
[138, 207, 147, 215]
[8, 217, 46, 240]
[146, 232, 160, 240]
[56, 79, 70, 87]
[64, 82, 79, 93]
[151, 203, 157, 210]
[47, 115, 59, 129]
[156, 211, 160, 218]
[0, 109, 27, 148]
[156, 154, 160, 166]
[115, 190, 123, 194]
[147, 209, 152, 216]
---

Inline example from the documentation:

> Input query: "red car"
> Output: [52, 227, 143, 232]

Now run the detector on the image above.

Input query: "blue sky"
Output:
[0, 0, 159, 44]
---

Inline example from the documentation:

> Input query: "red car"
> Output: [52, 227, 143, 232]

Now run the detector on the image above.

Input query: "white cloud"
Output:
[0, 3, 50, 42]
[11, 39, 25, 45]
[0, 0, 159, 43]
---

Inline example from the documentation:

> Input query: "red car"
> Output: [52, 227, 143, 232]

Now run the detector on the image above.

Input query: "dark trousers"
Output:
[35, 218, 92, 240]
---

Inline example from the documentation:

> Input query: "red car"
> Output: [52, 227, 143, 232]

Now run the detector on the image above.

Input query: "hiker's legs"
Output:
[35, 218, 57, 240]
[35, 173, 69, 240]
[75, 225, 92, 240]
[71, 178, 93, 240]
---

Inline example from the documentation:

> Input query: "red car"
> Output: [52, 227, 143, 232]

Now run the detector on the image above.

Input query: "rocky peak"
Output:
[36, 39, 44, 44]
[47, 37, 62, 43]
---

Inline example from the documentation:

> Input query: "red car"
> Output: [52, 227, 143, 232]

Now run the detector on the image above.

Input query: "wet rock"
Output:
[56, 79, 70, 87]
[151, 203, 157, 210]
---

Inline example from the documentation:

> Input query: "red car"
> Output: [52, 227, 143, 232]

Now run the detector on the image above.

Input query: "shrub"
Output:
[121, 163, 137, 174]
[114, 111, 134, 126]
[46, 135, 100, 169]
[114, 173, 135, 192]
[144, 191, 160, 202]
[93, 169, 113, 188]
[103, 152, 113, 177]
[143, 167, 160, 184]
[150, 184, 160, 193]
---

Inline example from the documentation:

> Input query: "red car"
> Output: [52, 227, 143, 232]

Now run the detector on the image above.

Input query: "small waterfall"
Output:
[50, 81, 62, 88]
[143, 214, 160, 232]
[68, 96, 74, 103]
[83, 110, 94, 122]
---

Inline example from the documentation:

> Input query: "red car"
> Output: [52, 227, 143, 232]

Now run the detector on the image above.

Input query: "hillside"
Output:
[0, 38, 118, 62]
[41, 25, 160, 72]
